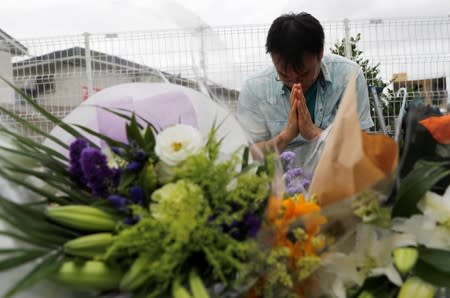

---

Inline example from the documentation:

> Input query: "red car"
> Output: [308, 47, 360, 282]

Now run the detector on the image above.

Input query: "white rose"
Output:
[154, 124, 204, 167]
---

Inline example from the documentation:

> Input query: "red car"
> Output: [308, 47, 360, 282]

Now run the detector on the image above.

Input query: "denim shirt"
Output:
[236, 54, 374, 150]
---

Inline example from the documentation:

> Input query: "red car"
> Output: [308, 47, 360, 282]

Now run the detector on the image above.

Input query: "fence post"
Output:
[343, 18, 352, 59]
[83, 32, 94, 98]
[197, 25, 208, 86]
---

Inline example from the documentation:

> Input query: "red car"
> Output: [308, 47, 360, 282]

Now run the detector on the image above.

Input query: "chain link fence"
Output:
[1, 15, 449, 140]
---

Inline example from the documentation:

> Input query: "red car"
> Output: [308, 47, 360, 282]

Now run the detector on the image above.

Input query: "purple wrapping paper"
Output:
[92, 90, 198, 145]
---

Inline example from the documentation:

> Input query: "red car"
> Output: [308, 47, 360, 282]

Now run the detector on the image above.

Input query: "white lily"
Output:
[392, 215, 450, 250]
[392, 185, 450, 250]
[316, 224, 415, 298]
[419, 185, 450, 226]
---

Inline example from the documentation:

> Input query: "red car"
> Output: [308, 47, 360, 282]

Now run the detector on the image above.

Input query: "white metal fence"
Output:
[1, 15, 449, 139]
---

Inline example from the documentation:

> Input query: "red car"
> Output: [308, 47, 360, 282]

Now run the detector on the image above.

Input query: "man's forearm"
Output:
[249, 126, 323, 160]
[250, 131, 291, 159]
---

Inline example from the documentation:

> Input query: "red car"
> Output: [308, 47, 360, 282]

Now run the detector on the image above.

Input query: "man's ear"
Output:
[319, 50, 324, 60]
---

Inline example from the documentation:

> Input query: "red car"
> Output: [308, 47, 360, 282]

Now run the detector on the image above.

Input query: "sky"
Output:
[1, 0, 449, 38]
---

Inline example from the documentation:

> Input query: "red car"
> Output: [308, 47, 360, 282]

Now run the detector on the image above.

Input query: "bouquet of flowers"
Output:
[0, 76, 449, 298]
[0, 80, 285, 298]
[288, 78, 450, 298]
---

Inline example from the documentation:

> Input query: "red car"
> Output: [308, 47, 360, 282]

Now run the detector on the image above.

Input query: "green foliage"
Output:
[151, 180, 211, 244]
[392, 160, 450, 218]
[330, 33, 397, 132]
[349, 276, 399, 298]
[251, 247, 296, 298]
[330, 33, 388, 89]
[3, 251, 64, 298]
[97, 142, 272, 296]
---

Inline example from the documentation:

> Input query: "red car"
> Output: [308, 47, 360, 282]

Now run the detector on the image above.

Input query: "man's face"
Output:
[271, 51, 323, 91]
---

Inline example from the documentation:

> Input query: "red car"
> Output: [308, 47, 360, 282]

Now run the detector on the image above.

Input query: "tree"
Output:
[330, 33, 388, 90]
[330, 33, 396, 133]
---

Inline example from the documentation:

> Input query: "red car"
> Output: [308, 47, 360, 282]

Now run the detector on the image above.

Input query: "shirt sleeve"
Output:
[236, 80, 270, 142]
[355, 67, 375, 130]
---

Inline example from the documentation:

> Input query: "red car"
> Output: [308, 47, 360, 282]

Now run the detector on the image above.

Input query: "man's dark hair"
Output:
[266, 12, 324, 71]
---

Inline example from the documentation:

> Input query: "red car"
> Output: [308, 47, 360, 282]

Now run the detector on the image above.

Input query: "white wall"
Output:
[33, 65, 164, 107]
[0, 43, 14, 104]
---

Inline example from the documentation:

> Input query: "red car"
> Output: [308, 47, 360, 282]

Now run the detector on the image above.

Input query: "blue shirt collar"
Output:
[320, 59, 333, 84]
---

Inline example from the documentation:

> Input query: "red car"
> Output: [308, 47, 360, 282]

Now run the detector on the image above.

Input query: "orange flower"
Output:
[266, 194, 327, 256]
[250, 194, 327, 297]
[420, 114, 450, 144]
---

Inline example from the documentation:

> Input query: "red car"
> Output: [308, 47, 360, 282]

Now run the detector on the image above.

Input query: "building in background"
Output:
[13, 47, 167, 108]
[12, 46, 238, 107]
[392, 72, 448, 110]
[3, 45, 239, 140]
[0, 29, 28, 104]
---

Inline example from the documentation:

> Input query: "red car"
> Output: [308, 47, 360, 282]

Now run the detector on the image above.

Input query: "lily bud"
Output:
[47, 205, 117, 232]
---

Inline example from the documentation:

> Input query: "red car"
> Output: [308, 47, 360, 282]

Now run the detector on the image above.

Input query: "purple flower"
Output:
[135, 149, 147, 161]
[124, 215, 140, 225]
[108, 194, 128, 212]
[286, 177, 310, 196]
[286, 184, 304, 196]
[302, 178, 311, 189]
[280, 151, 296, 163]
[280, 151, 296, 171]
[243, 213, 261, 237]
[284, 167, 309, 196]
[111, 146, 126, 156]
[111, 168, 121, 187]
[127, 160, 143, 172]
[284, 167, 304, 181]
[80, 147, 115, 197]
[224, 212, 261, 239]
[129, 186, 145, 204]
[68, 138, 89, 185]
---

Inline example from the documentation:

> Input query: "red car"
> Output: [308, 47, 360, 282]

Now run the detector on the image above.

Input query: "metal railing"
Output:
[0, 16, 449, 139]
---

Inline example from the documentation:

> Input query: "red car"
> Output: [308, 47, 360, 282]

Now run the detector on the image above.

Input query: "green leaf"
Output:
[126, 114, 145, 148]
[241, 146, 249, 171]
[351, 275, 398, 298]
[0, 126, 68, 161]
[0, 249, 48, 271]
[0, 196, 80, 247]
[418, 246, 450, 274]
[392, 161, 450, 218]
[3, 251, 63, 298]
[257, 152, 275, 178]
[72, 124, 125, 149]
[118, 171, 139, 193]
[92, 105, 141, 127]
[413, 259, 450, 288]
[0, 107, 69, 150]
[1, 164, 91, 204]
[24, 200, 48, 206]
[0, 230, 52, 247]
[0, 248, 34, 254]
[0, 213, 70, 246]
[93, 105, 158, 132]
[0, 145, 67, 175]
[143, 127, 156, 153]
[0, 168, 67, 204]
[0, 153, 66, 183]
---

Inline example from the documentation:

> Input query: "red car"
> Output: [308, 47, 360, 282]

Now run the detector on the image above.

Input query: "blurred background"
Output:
[0, 0, 449, 140]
